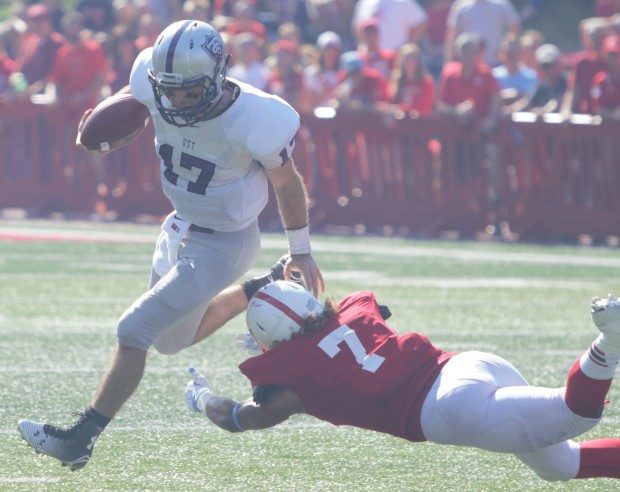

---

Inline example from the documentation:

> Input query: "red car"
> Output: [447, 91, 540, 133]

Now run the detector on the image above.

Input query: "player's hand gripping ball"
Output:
[76, 93, 150, 153]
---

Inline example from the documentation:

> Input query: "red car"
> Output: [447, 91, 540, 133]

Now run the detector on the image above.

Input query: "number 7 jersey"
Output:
[239, 291, 456, 442]
[130, 48, 299, 231]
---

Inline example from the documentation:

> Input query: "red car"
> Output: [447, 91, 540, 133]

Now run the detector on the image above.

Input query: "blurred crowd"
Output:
[1, 0, 620, 124]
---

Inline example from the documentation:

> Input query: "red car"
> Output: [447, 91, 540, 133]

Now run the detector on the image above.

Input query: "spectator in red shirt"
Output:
[356, 17, 396, 79]
[592, 35, 620, 119]
[275, 21, 303, 49]
[265, 39, 304, 107]
[437, 32, 502, 232]
[332, 50, 389, 109]
[185, 279, 620, 483]
[15, 4, 64, 95]
[47, 11, 108, 108]
[388, 43, 434, 115]
[264, 22, 305, 72]
[226, 1, 268, 44]
[562, 18, 612, 115]
[437, 32, 501, 130]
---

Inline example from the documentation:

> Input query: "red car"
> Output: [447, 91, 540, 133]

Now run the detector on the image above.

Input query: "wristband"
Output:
[232, 402, 245, 432]
[285, 225, 311, 255]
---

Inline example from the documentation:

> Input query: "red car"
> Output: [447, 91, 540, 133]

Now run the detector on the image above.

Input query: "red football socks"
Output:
[577, 439, 620, 479]
[564, 360, 612, 419]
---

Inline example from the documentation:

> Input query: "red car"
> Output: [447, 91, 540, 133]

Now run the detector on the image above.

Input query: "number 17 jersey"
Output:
[239, 292, 456, 442]
[130, 48, 299, 231]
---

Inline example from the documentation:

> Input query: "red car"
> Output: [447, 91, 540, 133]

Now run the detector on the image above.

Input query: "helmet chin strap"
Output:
[199, 83, 235, 121]
[222, 54, 231, 78]
[199, 54, 232, 121]
[188, 54, 230, 123]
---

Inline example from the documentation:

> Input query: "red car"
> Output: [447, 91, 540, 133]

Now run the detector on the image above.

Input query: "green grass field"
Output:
[1, 220, 619, 491]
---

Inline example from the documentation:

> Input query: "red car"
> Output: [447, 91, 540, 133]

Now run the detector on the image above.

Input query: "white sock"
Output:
[580, 335, 620, 380]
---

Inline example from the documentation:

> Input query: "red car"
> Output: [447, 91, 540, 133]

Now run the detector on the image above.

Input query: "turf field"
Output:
[1, 219, 619, 491]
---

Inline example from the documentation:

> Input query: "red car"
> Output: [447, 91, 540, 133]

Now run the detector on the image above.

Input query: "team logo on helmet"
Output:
[202, 32, 223, 63]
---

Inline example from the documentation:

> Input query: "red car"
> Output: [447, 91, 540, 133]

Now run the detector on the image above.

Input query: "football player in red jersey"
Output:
[186, 280, 620, 482]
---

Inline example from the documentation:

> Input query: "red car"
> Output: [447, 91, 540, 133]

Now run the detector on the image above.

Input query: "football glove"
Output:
[185, 367, 214, 413]
[236, 333, 263, 356]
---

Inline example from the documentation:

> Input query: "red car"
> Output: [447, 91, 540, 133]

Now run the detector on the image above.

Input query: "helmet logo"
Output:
[201, 33, 223, 63]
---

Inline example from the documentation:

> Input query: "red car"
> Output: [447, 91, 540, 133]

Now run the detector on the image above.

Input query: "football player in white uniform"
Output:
[17, 20, 323, 470]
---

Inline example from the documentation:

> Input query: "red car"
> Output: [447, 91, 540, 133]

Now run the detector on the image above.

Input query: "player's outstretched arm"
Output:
[185, 368, 304, 432]
[205, 396, 296, 433]
[265, 159, 324, 297]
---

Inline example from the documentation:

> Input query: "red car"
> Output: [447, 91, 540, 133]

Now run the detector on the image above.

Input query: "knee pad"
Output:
[151, 312, 203, 355]
[116, 309, 152, 351]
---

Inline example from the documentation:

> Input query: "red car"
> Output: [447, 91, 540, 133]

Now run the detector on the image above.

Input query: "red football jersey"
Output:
[239, 291, 455, 441]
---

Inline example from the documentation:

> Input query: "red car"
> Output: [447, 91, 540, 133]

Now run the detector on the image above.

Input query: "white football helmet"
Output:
[148, 20, 228, 126]
[246, 281, 324, 350]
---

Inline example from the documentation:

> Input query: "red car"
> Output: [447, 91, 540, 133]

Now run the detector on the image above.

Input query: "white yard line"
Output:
[0, 227, 155, 243]
[0, 478, 61, 484]
[2, 223, 618, 268]
[298, 241, 620, 268]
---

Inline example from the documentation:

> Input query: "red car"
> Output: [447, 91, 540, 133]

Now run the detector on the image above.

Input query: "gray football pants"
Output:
[116, 221, 261, 354]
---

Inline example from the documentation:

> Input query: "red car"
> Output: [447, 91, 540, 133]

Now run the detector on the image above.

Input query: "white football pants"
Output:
[420, 351, 601, 481]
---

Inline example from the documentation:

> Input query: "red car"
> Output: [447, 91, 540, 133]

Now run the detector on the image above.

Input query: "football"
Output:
[78, 93, 150, 152]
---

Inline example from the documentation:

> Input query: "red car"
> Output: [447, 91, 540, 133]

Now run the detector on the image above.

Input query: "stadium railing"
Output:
[1, 100, 619, 242]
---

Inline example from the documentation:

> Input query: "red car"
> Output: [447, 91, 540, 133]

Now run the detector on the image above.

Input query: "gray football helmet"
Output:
[148, 20, 228, 126]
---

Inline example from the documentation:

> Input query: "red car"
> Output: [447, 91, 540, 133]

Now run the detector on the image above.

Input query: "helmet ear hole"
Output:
[246, 281, 323, 350]
[149, 20, 227, 126]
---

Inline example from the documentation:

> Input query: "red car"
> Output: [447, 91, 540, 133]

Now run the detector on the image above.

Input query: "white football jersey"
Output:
[129, 48, 300, 231]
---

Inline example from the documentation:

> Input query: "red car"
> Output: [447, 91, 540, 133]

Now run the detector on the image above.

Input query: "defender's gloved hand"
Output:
[185, 367, 214, 413]
[236, 333, 263, 356]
